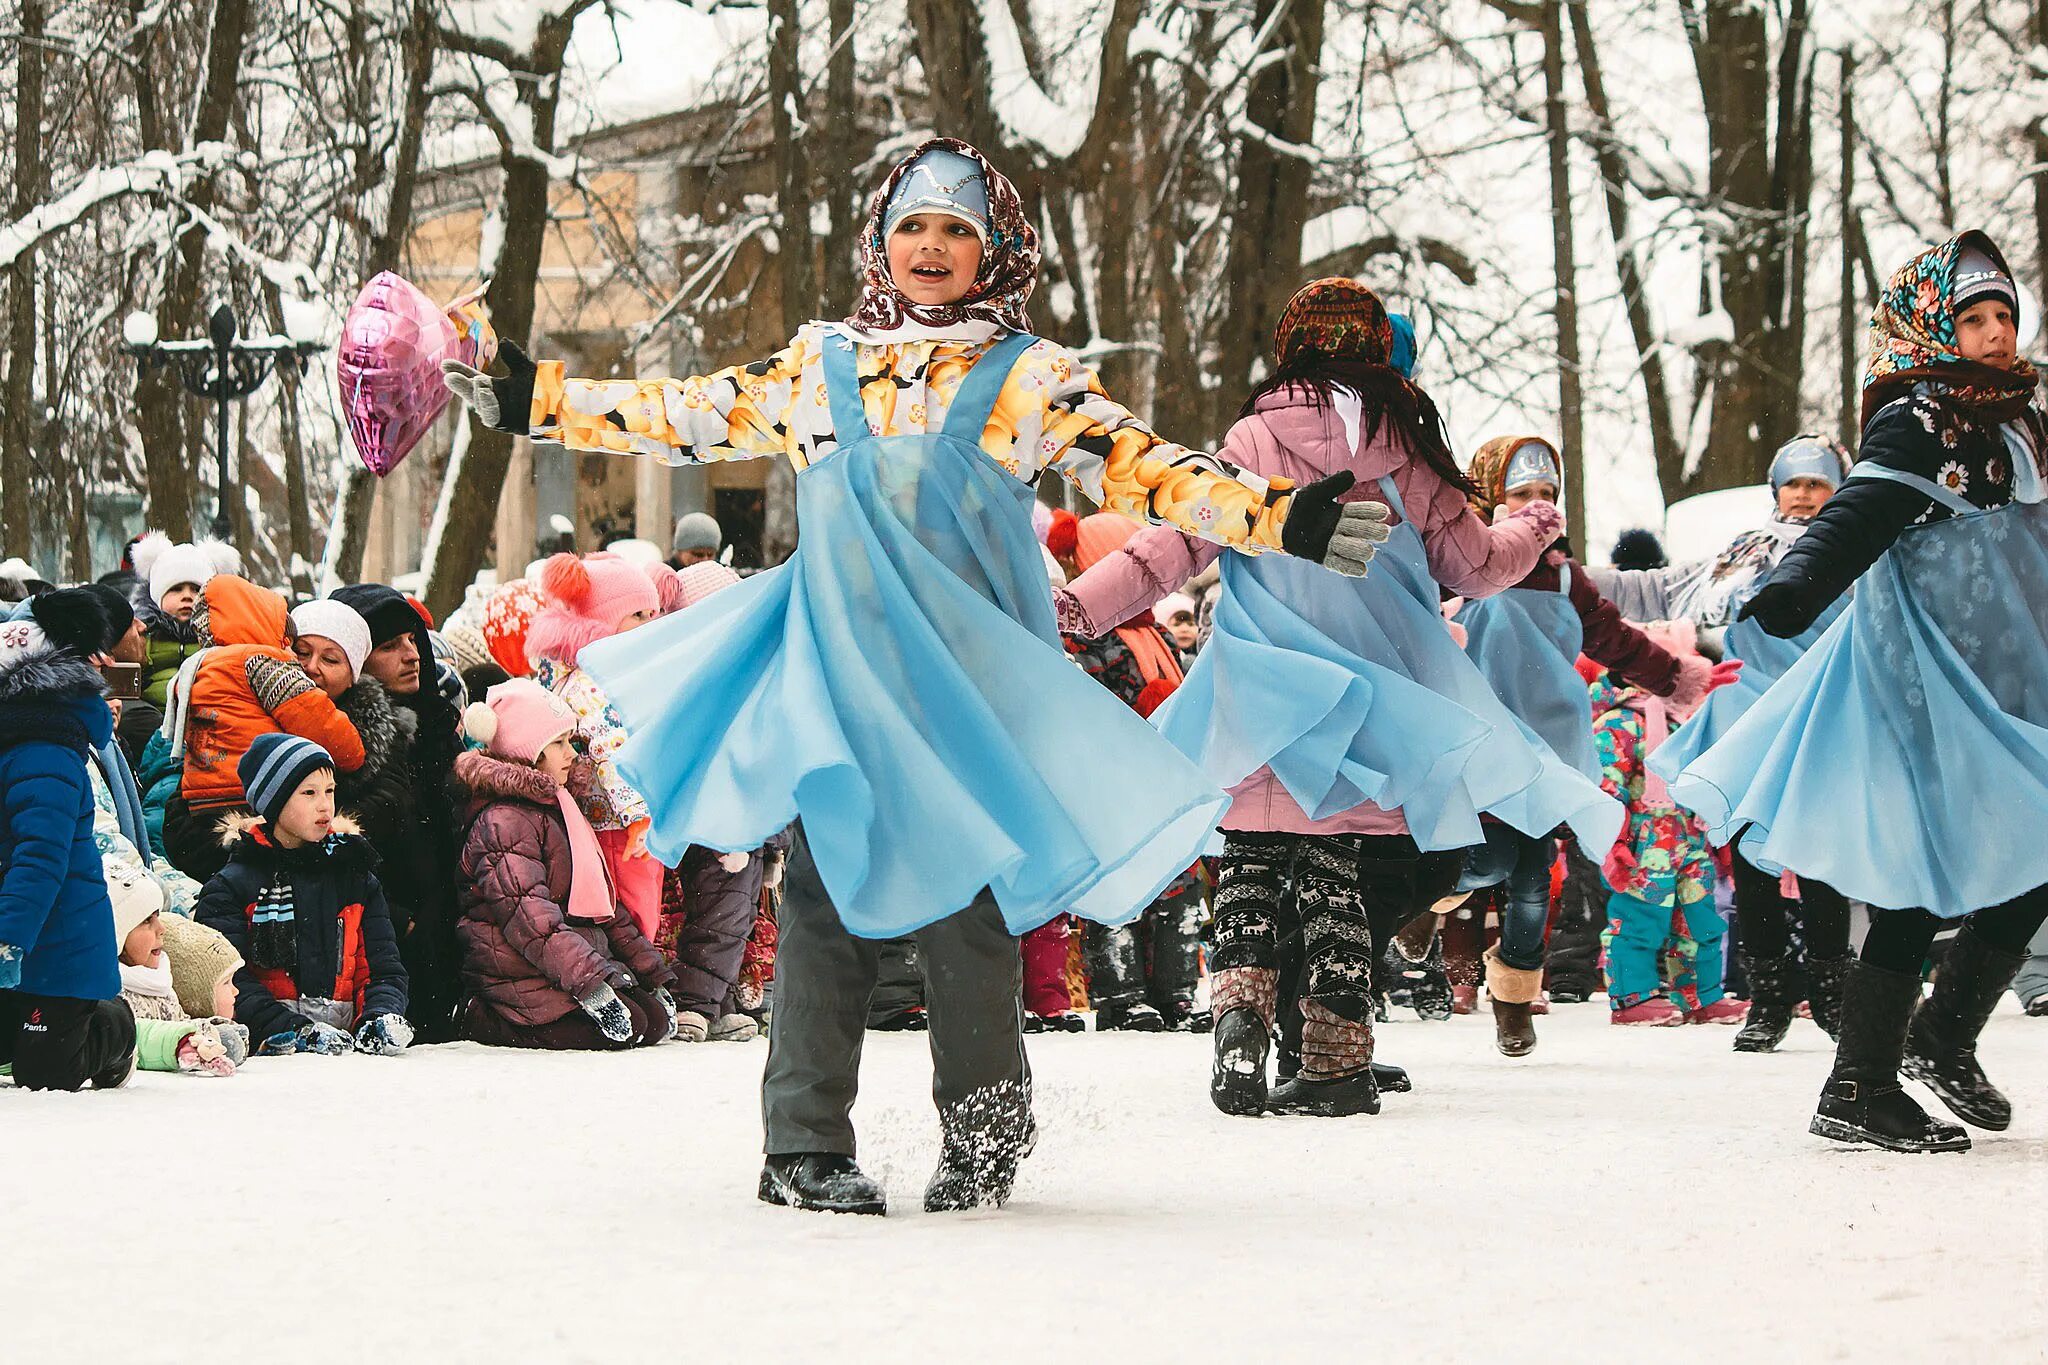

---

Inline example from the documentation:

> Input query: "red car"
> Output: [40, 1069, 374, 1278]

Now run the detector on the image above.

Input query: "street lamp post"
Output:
[123, 301, 326, 541]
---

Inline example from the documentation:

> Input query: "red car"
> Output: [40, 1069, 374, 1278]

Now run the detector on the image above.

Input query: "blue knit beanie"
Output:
[239, 733, 334, 826]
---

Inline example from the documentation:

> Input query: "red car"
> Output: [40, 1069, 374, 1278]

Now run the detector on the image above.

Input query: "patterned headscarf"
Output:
[1273, 278, 1394, 368]
[1862, 230, 2038, 426]
[1468, 434, 1564, 521]
[847, 137, 1039, 335]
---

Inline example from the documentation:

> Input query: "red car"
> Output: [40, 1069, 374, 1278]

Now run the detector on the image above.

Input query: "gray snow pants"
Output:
[2015, 918, 2048, 1008]
[761, 823, 1030, 1157]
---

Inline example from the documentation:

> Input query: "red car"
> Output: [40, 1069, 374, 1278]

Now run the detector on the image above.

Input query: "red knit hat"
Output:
[481, 579, 546, 678]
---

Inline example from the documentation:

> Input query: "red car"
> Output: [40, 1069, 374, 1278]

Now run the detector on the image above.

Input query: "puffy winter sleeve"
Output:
[246, 654, 366, 773]
[600, 909, 675, 990]
[1008, 343, 1291, 551]
[527, 331, 812, 467]
[1567, 562, 1682, 696]
[0, 747, 85, 960]
[1589, 682, 1644, 804]
[354, 868, 410, 1021]
[197, 863, 304, 1041]
[1415, 488, 1561, 600]
[472, 816, 624, 1000]
[1581, 558, 1708, 625]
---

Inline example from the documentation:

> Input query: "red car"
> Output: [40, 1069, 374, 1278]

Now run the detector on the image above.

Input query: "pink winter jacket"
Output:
[1059, 387, 1560, 836]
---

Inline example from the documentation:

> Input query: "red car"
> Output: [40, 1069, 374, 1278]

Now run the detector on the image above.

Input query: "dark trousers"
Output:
[0, 991, 138, 1091]
[867, 939, 925, 1024]
[762, 824, 1028, 1157]
[1860, 886, 2048, 974]
[669, 845, 767, 1017]
[1215, 832, 1457, 1029]
[1083, 881, 1204, 1012]
[459, 988, 667, 1050]
[1730, 851, 1852, 962]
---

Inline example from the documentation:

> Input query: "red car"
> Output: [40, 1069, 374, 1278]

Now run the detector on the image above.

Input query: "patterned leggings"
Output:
[1212, 831, 1458, 1026]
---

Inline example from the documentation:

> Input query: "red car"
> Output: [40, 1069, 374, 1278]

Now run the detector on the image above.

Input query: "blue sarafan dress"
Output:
[578, 331, 1228, 939]
[1652, 597, 1846, 773]
[1457, 573, 1603, 781]
[1152, 477, 1620, 854]
[1668, 461, 2048, 918]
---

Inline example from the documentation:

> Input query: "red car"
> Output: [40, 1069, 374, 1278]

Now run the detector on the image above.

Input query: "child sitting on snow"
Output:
[453, 680, 679, 1050]
[1589, 620, 1748, 1026]
[112, 864, 240, 1076]
[195, 734, 411, 1057]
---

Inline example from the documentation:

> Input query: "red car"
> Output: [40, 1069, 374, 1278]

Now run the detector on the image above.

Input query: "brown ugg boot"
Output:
[1485, 945, 1543, 1058]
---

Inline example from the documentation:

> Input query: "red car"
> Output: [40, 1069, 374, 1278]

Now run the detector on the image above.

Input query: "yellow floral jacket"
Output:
[527, 323, 1293, 550]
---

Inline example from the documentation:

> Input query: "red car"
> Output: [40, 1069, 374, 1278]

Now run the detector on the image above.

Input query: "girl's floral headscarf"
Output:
[1862, 230, 2038, 427]
[847, 137, 1040, 336]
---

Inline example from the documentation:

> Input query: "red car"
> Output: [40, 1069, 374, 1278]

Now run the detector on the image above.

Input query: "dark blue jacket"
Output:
[0, 651, 120, 1000]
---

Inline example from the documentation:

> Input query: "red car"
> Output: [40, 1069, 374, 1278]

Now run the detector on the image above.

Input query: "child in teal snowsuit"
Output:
[1589, 621, 1744, 1025]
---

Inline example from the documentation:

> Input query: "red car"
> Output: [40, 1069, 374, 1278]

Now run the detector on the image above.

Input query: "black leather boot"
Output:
[1902, 929, 2025, 1131]
[757, 1154, 888, 1214]
[925, 1084, 1036, 1212]
[1805, 953, 1851, 1041]
[1810, 963, 1969, 1153]
[1268, 1068, 1381, 1117]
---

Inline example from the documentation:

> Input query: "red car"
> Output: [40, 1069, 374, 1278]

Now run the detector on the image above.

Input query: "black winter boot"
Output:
[1805, 953, 1851, 1041]
[1371, 1060, 1412, 1094]
[1209, 1007, 1270, 1117]
[1733, 949, 1798, 1053]
[1268, 1069, 1381, 1117]
[1902, 929, 2025, 1131]
[1810, 963, 1970, 1153]
[758, 1154, 888, 1215]
[925, 1085, 1036, 1212]
[1386, 928, 1454, 1022]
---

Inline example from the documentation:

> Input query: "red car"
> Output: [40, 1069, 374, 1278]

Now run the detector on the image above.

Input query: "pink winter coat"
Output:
[452, 749, 676, 1028]
[1060, 387, 1560, 836]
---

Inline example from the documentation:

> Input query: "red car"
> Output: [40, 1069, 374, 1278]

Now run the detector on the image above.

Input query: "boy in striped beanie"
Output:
[192, 733, 413, 1057]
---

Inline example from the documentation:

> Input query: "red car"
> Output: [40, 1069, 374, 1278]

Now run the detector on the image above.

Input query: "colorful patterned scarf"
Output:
[1862, 231, 2038, 427]
[846, 138, 1040, 336]
[1468, 434, 1564, 521]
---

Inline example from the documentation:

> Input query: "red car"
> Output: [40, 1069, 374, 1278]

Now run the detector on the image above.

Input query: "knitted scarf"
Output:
[1862, 230, 2039, 427]
[845, 138, 1039, 336]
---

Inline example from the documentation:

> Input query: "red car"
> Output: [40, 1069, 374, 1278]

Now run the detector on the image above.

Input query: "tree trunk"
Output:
[906, 0, 1002, 156]
[1838, 50, 1859, 447]
[1215, 0, 1326, 435]
[4, 0, 47, 551]
[761, 0, 814, 566]
[2034, 1, 2048, 306]
[261, 282, 316, 594]
[1566, 2, 1681, 494]
[1540, 0, 1585, 528]
[133, 0, 252, 541]
[421, 13, 578, 620]
[327, 0, 439, 587]
[822, 0, 861, 301]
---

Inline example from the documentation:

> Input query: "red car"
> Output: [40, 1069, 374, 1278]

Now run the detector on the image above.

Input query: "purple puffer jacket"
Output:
[453, 749, 676, 1028]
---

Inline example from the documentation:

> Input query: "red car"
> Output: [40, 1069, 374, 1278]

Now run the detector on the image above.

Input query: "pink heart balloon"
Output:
[337, 273, 498, 477]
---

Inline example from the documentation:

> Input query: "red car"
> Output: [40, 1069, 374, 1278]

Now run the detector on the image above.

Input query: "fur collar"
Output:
[216, 809, 375, 873]
[0, 644, 104, 705]
[338, 680, 404, 773]
[452, 747, 560, 807]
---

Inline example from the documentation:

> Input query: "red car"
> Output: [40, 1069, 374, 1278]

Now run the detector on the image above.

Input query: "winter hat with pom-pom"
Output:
[674, 560, 741, 609]
[644, 561, 686, 615]
[287, 600, 371, 682]
[481, 579, 547, 677]
[160, 914, 244, 1019]
[463, 677, 579, 764]
[603, 538, 664, 568]
[527, 552, 659, 668]
[1609, 528, 1668, 572]
[133, 533, 239, 607]
[1045, 508, 1079, 562]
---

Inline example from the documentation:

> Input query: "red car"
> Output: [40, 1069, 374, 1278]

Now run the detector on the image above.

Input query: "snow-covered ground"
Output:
[8, 1003, 2046, 1361]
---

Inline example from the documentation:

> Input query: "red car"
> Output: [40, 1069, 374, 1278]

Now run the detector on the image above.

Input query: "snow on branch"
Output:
[0, 143, 238, 271]
[1230, 114, 1323, 165]
[972, 0, 1096, 161]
